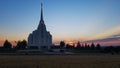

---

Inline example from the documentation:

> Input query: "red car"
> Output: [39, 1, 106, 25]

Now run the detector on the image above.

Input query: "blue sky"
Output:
[0, 0, 120, 45]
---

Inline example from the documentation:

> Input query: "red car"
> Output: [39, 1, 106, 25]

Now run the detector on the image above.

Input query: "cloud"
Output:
[112, 34, 120, 38]
[87, 26, 120, 40]
[85, 26, 120, 46]
[86, 33, 120, 46]
[90, 36, 120, 42]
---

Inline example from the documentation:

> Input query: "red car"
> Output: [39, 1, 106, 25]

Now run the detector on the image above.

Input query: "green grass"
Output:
[0, 55, 120, 68]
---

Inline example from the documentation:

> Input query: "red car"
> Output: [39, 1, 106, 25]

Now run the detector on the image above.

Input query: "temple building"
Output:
[28, 3, 52, 50]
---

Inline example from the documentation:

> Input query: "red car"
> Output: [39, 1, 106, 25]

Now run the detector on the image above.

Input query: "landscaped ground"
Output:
[0, 55, 120, 68]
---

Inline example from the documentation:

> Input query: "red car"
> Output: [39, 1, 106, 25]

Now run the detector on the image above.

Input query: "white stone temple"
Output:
[28, 3, 52, 50]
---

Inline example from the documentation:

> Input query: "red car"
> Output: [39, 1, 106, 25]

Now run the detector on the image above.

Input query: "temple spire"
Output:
[37, 2, 46, 30]
[41, 3, 43, 21]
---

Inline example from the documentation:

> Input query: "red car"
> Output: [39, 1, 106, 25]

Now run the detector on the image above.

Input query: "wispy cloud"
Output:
[86, 28, 120, 46]
[87, 26, 120, 41]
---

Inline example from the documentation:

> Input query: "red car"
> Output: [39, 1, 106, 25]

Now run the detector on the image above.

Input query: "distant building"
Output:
[28, 3, 52, 50]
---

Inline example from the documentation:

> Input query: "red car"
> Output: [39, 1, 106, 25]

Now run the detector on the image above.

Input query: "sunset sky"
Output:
[0, 0, 120, 46]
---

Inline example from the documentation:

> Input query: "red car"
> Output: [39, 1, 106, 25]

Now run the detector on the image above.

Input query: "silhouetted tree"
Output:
[72, 43, 75, 47]
[66, 44, 70, 49]
[96, 43, 101, 50]
[76, 42, 81, 50]
[66, 44, 74, 49]
[3, 40, 12, 49]
[85, 43, 88, 50]
[16, 40, 27, 49]
[22, 40, 27, 48]
[77, 42, 81, 46]
[81, 44, 84, 50]
[60, 41, 65, 48]
[59, 41, 65, 52]
[91, 43, 95, 50]
[87, 45, 90, 50]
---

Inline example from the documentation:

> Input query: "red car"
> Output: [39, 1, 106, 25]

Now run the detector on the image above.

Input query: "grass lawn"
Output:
[0, 55, 120, 68]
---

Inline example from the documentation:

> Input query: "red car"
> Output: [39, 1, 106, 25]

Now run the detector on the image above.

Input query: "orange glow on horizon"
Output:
[0, 40, 3, 46]
[0, 37, 119, 46]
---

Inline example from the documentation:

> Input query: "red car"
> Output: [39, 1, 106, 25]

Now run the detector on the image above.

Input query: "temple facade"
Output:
[28, 3, 52, 50]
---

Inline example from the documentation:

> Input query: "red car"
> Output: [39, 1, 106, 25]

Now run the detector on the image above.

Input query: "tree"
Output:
[60, 41, 65, 48]
[16, 40, 27, 49]
[91, 43, 95, 50]
[3, 40, 12, 49]
[76, 42, 81, 50]
[59, 41, 65, 52]
[85, 43, 88, 50]
[21, 40, 27, 49]
[96, 43, 101, 50]
[66, 44, 74, 49]
[77, 42, 80, 46]
[81, 44, 85, 50]
[87, 45, 90, 50]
